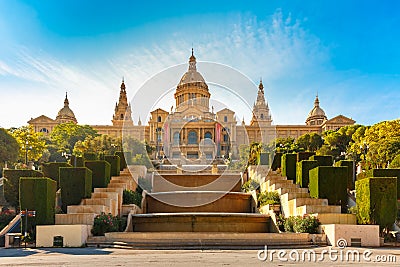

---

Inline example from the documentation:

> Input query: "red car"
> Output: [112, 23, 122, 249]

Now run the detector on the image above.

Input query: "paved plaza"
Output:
[0, 247, 399, 266]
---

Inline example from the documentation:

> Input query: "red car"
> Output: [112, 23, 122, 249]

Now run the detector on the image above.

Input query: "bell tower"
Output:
[112, 78, 133, 127]
[250, 79, 272, 126]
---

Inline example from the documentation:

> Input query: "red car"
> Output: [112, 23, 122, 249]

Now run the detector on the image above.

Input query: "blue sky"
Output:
[0, 0, 399, 128]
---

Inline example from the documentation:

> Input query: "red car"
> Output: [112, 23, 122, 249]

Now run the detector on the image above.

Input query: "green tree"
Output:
[274, 137, 298, 153]
[73, 134, 121, 156]
[9, 125, 46, 163]
[0, 128, 19, 166]
[50, 122, 97, 155]
[389, 154, 400, 168]
[296, 133, 323, 152]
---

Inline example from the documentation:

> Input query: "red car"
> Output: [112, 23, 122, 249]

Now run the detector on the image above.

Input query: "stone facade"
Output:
[28, 50, 355, 159]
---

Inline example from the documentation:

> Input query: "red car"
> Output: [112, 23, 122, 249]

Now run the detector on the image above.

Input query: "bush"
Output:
[3, 170, 43, 209]
[296, 160, 318, 188]
[257, 191, 280, 206]
[132, 154, 152, 169]
[91, 213, 120, 236]
[115, 151, 127, 171]
[271, 152, 282, 171]
[283, 216, 320, 233]
[241, 179, 259, 192]
[123, 189, 142, 206]
[335, 160, 355, 190]
[356, 177, 397, 230]
[59, 167, 92, 213]
[20, 177, 56, 234]
[370, 169, 400, 199]
[104, 155, 120, 176]
[84, 160, 111, 190]
[0, 210, 16, 230]
[297, 152, 315, 162]
[309, 166, 348, 212]
[41, 162, 72, 189]
[281, 154, 297, 181]
[309, 155, 333, 166]
[83, 152, 97, 160]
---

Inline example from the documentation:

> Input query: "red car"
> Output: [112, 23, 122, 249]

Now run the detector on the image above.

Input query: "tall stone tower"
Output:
[112, 78, 133, 127]
[250, 80, 272, 126]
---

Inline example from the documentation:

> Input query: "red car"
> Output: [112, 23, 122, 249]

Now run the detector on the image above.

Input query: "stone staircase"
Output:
[260, 171, 356, 225]
[55, 170, 134, 226]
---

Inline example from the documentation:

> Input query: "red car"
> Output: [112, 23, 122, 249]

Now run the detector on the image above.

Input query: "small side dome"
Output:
[306, 95, 327, 126]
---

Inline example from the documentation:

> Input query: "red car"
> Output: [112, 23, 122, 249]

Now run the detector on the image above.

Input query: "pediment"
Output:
[28, 115, 55, 124]
[325, 115, 355, 124]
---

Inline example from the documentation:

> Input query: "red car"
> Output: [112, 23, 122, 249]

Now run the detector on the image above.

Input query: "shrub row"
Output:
[104, 155, 120, 176]
[41, 162, 72, 189]
[281, 154, 297, 181]
[84, 160, 111, 191]
[296, 160, 318, 188]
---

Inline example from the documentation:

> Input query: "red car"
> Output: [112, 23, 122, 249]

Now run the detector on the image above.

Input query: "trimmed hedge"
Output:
[309, 155, 333, 166]
[356, 177, 397, 230]
[115, 151, 126, 170]
[369, 169, 400, 199]
[3, 170, 43, 209]
[84, 161, 111, 190]
[83, 152, 97, 161]
[297, 152, 315, 162]
[20, 177, 56, 233]
[41, 162, 72, 189]
[296, 160, 318, 188]
[309, 166, 348, 212]
[271, 152, 282, 171]
[281, 154, 297, 181]
[69, 155, 84, 167]
[59, 167, 92, 213]
[104, 155, 121, 177]
[335, 160, 355, 190]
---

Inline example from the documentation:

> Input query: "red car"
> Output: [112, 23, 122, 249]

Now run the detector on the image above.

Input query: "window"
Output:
[156, 127, 162, 142]
[188, 131, 198, 144]
[260, 114, 264, 119]
[223, 134, 229, 142]
[157, 116, 162, 122]
[39, 128, 49, 133]
[204, 131, 212, 144]
[224, 116, 228, 122]
[173, 132, 180, 145]
[120, 114, 124, 119]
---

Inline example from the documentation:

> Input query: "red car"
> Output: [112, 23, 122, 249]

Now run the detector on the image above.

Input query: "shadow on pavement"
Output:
[0, 247, 113, 257]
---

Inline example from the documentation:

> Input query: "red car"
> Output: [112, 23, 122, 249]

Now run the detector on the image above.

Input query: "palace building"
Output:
[28, 50, 355, 160]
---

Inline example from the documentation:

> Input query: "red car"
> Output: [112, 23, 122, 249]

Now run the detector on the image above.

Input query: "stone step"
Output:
[289, 198, 328, 207]
[55, 213, 96, 225]
[107, 182, 128, 190]
[87, 232, 315, 249]
[280, 192, 310, 201]
[127, 212, 270, 233]
[67, 205, 110, 215]
[269, 182, 298, 191]
[311, 213, 356, 225]
[275, 187, 309, 195]
[296, 205, 341, 216]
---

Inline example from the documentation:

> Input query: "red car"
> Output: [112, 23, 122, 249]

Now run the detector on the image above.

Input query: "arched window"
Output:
[224, 116, 228, 122]
[188, 131, 198, 144]
[260, 114, 264, 119]
[157, 116, 162, 122]
[40, 128, 48, 133]
[173, 132, 180, 145]
[204, 131, 212, 144]
[120, 114, 124, 119]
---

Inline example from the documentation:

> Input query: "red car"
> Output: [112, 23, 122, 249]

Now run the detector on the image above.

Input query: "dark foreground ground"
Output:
[0, 246, 399, 266]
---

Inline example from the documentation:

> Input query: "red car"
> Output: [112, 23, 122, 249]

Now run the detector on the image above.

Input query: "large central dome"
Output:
[178, 49, 207, 87]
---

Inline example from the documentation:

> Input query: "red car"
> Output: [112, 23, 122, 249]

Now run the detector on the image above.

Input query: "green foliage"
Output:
[275, 137, 298, 153]
[296, 133, 323, 152]
[91, 213, 121, 236]
[3, 169, 43, 209]
[83, 152, 97, 160]
[248, 142, 262, 166]
[281, 153, 297, 181]
[84, 161, 111, 190]
[309, 166, 348, 212]
[0, 128, 19, 165]
[297, 152, 315, 162]
[257, 191, 280, 206]
[241, 179, 259, 192]
[50, 122, 98, 155]
[122, 189, 143, 206]
[132, 154, 152, 169]
[310, 155, 333, 166]
[115, 151, 127, 171]
[59, 167, 92, 213]
[271, 152, 282, 171]
[259, 153, 270, 165]
[370, 169, 400, 199]
[9, 125, 47, 162]
[296, 160, 318, 188]
[104, 155, 120, 176]
[69, 155, 84, 167]
[283, 216, 320, 233]
[73, 134, 121, 157]
[389, 154, 400, 168]
[356, 177, 397, 230]
[138, 177, 152, 192]
[41, 162, 72, 189]
[335, 160, 355, 190]
[20, 177, 56, 234]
